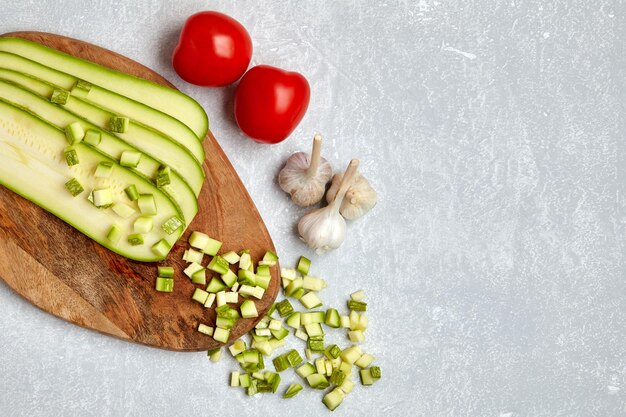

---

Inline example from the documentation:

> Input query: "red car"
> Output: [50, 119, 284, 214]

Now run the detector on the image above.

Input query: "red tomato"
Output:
[172, 11, 252, 87]
[234, 65, 310, 144]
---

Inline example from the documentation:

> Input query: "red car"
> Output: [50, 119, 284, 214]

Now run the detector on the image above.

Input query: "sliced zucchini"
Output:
[0, 56, 205, 161]
[0, 99, 182, 261]
[0, 38, 208, 139]
[62, 95, 205, 195]
[0, 73, 203, 194]
[0, 80, 197, 223]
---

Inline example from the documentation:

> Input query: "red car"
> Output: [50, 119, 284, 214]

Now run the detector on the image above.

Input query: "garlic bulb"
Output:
[278, 134, 333, 207]
[298, 159, 359, 254]
[326, 170, 377, 220]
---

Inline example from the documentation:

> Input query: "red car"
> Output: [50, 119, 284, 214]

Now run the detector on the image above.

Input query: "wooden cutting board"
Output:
[0, 31, 279, 351]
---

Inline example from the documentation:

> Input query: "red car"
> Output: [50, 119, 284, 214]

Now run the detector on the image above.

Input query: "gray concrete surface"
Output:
[0, 1, 624, 416]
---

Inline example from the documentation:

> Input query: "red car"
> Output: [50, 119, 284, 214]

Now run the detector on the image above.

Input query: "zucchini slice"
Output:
[63, 95, 205, 195]
[0, 52, 206, 162]
[0, 75, 204, 196]
[0, 79, 198, 223]
[0, 99, 183, 261]
[0, 37, 208, 139]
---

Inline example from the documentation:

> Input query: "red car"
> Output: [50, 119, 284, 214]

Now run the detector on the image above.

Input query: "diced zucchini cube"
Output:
[268, 319, 282, 331]
[270, 327, 289, 340]
[294, 329, 308, 341]
[94, 162, 113, 178]
[183, 262, 203, 278]
[191, 269, 207, 285]
[213, 327, 230, 343]
[74, 79, 92, 92]
[120, 150, 142, 168]
[340, 346, 362, 364]
[300, 291, 323, 309]
[225, 292, 238, 304]
[133, 216, 154, 233]
[137, 194, 157, 215]
[50, 88, 69, 105]
[157, 266, 174, 278]
[151, 239, 171, 258]
[281, 268, 297, 279]
[285, 312, 301, 329]
[204, 293, 216, 308]
[276, 299, 294, 317]
[161, 216, 183, 235]
[183, 248, 204, 264]
[359, 368, 374, 385]
[124, 184, 139, 201]
[306, 373, 329, 390]
[256, 264, 270, 277]
[216, 291, 227, 307]
[64, 122, 85, 144]
[351, 290, 365, 301]
[296, 362, 315, 378]
[348, 330, 365, 343]
[202, 237, 223, 256]
[340, 379, 355, 394]
[325, 308, 341, 328]
[238, 284, 255, 298]
[304, 323, 324, 337]
[238, 269, 256, 286]
[322, 387, 345, 411]
[286, 349, 303, 367]
[127, 234, 144, 246]
[155, 277, 174, 292]
[64, 178, 84, 197]
[221, 269, 238, 287]
[109, 116, 130, 133]
[255, 275, 271, 290]
[206, 277, 227, 293]
[189, 231, 210, 249]
[207, 255, 229, 274]
[239, 252, 252, 271]
[303, 276, 326, 291]
[297, 256, 311, 275]
[230, 371, 240, 387]
[83, 129, 101, 146]
[222, 251, 240, 264]
[251, 286, 265, 300]
[106, 225, 122, 244]
[192, 288, 209, 304]
[239, 373, 251, 388]
[325, 344, 342, 360]
[208, 348, 222, 362]
[197, 324, 214, 336]
[64, 146, 79, 166]
[92, 188, 113, 207]
[330, 369, 345, 386]
[283, 383, 303, 398]
[156, 165, 171, 187]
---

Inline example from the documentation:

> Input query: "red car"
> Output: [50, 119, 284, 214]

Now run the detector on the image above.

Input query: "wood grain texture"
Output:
[0, 31, 279, 351]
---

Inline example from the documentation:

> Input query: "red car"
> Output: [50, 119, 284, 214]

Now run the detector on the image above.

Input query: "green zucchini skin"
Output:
[0, 37, 208, 140]
[0, 79, 198, 224]
[0, 58, 205, 162]
[0, 99, 183, 262]
[0, 66, 204, 195]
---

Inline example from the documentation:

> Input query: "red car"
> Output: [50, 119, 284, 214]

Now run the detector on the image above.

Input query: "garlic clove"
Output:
[326, 170, 377, 220]
[278, 134, 332, 207]
[297, 160, 359, 254]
